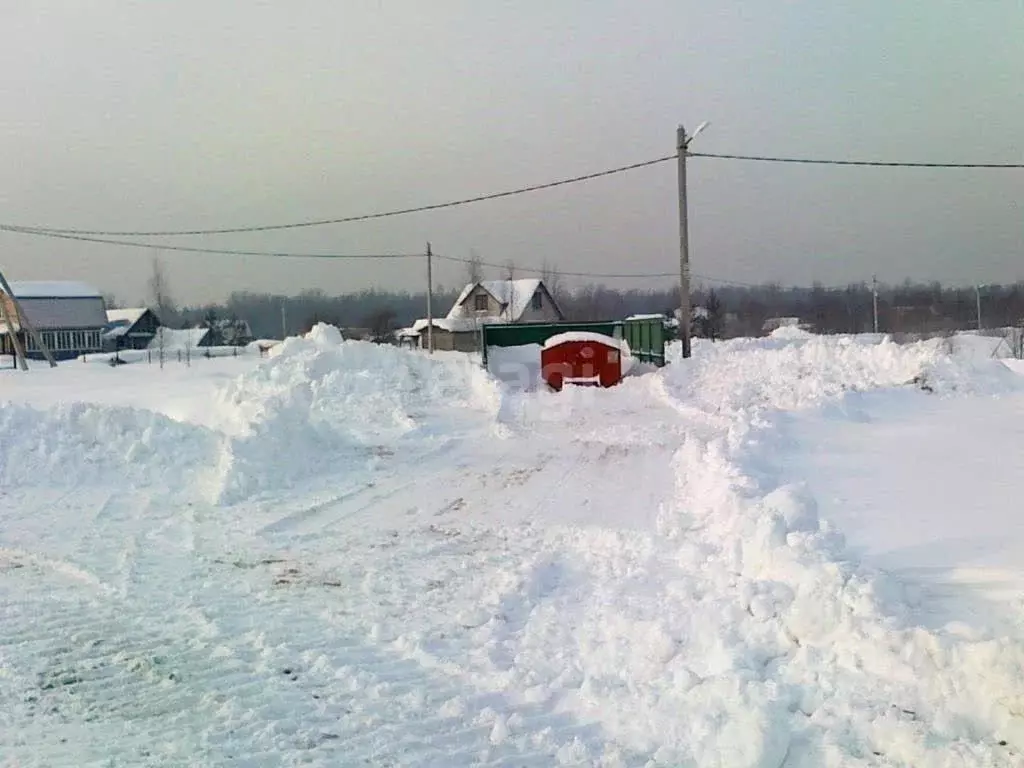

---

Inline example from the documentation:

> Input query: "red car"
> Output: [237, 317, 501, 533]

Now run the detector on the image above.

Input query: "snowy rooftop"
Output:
[106, 308, 149, 326]
[412, 316, 503, 334]
[449, 279, 543, 322]
[148, 326, 210, 350]
[542, 331, 629, 351]
[6, 280, 102, 299]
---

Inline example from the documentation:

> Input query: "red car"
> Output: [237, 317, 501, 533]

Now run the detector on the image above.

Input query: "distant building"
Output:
[205, 317, 253, 347]
[404, 279, 563, 352]
[103, 308, 161, 351]
[0, 281, 107, 361]
[148, 326, 213, 351]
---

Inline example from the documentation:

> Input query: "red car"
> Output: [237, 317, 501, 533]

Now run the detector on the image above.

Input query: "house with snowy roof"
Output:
[405, 279, 563, 352]
[103, 307, 161, 351]
[148, 326, 214, 351]
[0, 280, 107, 361]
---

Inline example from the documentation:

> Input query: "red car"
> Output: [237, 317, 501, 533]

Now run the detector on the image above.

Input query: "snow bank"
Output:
[0, 325, 503, 506]
[0, 401, 219, 494]
[487, 344, 543, 390]
[212, 325, 501, 502]
[667, 332, 1021, 415]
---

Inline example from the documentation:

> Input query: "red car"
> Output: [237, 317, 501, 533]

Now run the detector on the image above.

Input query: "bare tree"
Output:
[504, 261, 518, 323]
[149, 256, 175, 318]
[704, 289, 725, 341]
[541, 261, 563, 304]
[362, 307, 398, 343]
[467, 249, 484, 284]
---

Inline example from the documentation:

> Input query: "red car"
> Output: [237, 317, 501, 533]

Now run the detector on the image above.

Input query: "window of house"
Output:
[531, 291, 543, 311]
[474, 293, 488, 311]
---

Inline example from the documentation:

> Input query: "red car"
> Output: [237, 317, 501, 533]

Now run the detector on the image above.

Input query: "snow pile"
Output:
[487, 344, 543, 389]
[769, 324, 815, 341]
[672, 333, 1021, 415]
[212, 325, 501, 502]
[0, 401, 218, 493]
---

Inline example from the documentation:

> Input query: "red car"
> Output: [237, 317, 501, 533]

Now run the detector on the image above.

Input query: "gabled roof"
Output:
[105, 308, 150, 326]
[6, 280, 102, 299]
[412, 316, 499, 334]
[449, 279, 544, 322]
[148, 326, 210, 350]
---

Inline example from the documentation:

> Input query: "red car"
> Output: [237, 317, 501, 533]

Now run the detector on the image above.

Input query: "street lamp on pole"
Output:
[677, 120, 709, 360]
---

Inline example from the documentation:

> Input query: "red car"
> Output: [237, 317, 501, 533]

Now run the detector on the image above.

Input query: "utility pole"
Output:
[675, 121, 709, 359]
[677, 125, 692, 359]
[281, 301, 288, 341]
[872, 275, 879, 334]
[426, 242, 434, 354]
[976, 284, 983, 331]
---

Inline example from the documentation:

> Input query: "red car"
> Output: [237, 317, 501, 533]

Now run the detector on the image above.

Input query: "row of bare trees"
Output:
[127, 257, 1023, 344]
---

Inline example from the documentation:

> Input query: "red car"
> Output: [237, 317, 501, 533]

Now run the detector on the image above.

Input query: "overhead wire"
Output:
[3, 145, 1019, 286]
[434, 253, 758, 285]
[689, 152, 1024, 169]
[3, 155, 678, 237]
[0, 225, 421, 260]
[4, 148, 1021, 239]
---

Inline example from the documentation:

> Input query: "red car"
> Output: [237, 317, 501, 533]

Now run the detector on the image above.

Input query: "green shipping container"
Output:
[481, 317, 665, 367]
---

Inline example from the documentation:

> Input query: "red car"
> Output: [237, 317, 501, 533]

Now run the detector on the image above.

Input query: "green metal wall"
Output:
[481, 317, 665, 367]
[623, 317, 666, 366]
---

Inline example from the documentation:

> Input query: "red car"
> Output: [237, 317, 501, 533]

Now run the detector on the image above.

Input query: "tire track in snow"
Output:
[0, 532, 632, 766]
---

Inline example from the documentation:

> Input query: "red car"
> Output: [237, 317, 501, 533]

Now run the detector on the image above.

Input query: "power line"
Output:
[0, 225, 420, 260]
[6, 155, 678, 238]
[689, 152, 1024, 169]
[435, 253, 754, 285]
[1, 222, 762, 284]
[5, 149, 1021, 240]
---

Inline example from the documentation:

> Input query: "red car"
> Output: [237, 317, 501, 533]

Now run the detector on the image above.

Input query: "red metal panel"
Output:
[541, 340, 622, 391]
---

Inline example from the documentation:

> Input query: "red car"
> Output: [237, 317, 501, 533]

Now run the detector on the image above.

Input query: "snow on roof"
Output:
[6, 280, 102, 299]
[102, 324, 130, 339]
[625, 313, 666, 321]
[396, 328, 421, 338]
[412, 317, 498, 334]
[105, 308, 148, 326]
[543, 331, 630, 352]
[449, 279, 543, 322]
[148, 326, 210, 350]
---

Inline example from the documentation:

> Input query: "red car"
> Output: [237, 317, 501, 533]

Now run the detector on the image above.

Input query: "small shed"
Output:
[541, 331, 629, 391]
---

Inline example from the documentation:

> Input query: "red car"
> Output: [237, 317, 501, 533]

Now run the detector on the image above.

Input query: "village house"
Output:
[148, 326, 214, 351]
[405, 279, 563, 352]
[0, 280, 107, 361]
[103, 307, 161, 351]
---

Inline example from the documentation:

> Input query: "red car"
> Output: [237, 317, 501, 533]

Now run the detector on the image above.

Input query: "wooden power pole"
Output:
[677, 126, 692, 359]
[426, 242, 434, 354]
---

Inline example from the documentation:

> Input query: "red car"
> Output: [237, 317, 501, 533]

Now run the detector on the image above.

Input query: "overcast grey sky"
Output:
[2, 1, 1021, 304]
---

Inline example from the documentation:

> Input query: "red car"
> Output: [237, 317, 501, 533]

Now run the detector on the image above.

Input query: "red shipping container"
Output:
[541, 332, 625, 391]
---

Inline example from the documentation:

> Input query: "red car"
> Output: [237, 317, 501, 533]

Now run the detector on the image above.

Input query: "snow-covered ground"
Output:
[3, 325, 1024, 766]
